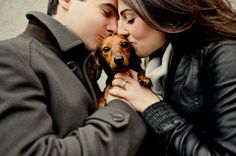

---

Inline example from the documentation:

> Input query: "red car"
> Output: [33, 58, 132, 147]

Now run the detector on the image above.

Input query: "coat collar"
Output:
[26, 11, 83, 52]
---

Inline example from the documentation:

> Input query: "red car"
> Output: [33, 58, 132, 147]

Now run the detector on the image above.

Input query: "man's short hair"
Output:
[47, 0, 85, 15]
[47, 0, 59, 15]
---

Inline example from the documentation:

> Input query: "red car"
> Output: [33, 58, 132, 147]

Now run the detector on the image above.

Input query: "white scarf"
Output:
[144, 43, 173, 97]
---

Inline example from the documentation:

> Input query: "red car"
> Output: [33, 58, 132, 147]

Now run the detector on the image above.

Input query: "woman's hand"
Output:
[104, 85, 128, 104]
[109, 69, 160, 112]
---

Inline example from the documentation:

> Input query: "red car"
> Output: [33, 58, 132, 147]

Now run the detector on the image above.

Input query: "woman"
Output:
[107, 0, 236, 155]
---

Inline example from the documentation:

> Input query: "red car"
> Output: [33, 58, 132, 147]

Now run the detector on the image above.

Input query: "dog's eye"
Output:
[121, 42, 129, 48]
[103, 46, 110, 53]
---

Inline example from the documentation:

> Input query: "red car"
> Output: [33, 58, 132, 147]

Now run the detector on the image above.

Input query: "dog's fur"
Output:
[95, 34, 152, 107]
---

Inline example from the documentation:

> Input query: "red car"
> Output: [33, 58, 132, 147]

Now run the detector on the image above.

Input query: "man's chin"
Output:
[84, 43, 97, 52]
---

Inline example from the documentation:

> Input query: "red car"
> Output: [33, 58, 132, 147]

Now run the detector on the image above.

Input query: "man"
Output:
[0, 0, 146, 155]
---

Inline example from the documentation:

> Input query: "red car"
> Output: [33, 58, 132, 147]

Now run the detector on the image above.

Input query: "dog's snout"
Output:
[114, 56, 124, 65]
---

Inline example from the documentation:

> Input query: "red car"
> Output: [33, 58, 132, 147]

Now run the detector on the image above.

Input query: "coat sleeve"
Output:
[141, 42, 236, 156]
[0, 41, 147, 156]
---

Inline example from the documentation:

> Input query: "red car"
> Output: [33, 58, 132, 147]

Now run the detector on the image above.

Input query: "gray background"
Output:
[0, 0, 48, 40]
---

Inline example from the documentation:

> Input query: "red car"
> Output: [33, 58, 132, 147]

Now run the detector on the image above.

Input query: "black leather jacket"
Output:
[142, 40, 236, 156]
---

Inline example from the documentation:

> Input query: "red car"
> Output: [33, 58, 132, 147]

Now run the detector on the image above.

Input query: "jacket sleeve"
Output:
[0, 42, 147, 156]
[141, 42, 236, 156]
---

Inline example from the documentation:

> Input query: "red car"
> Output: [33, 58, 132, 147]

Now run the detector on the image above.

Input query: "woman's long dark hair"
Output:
[122, 0, 236, 41]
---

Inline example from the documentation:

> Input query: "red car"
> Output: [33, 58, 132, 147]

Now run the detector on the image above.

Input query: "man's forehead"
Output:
[99, 0, 117, 7]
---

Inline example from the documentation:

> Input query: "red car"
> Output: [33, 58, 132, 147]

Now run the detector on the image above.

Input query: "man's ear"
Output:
[58, 0, 71, 10]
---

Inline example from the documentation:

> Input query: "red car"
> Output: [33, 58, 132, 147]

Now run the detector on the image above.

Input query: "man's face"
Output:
[56, 0, 118, 51]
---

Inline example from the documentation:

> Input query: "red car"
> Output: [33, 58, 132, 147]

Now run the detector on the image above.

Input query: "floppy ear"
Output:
[129, 48, 143, 72]
[94, 47, 115, 84]
[94, 47, 102, 67]
[94, 47, 111, 72]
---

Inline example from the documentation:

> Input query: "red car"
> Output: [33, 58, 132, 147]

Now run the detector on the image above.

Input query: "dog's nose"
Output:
[114, 56, 124, 65]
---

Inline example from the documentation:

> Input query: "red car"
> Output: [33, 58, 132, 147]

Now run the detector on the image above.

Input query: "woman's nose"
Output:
[118, 22, 128, 35]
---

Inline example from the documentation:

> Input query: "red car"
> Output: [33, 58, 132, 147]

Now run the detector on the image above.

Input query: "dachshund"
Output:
[94, 34, 152, 107]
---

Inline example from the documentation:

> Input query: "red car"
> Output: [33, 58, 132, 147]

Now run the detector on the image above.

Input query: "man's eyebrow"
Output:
[120, 9, 133, 16]
[103, 3, 118, 12]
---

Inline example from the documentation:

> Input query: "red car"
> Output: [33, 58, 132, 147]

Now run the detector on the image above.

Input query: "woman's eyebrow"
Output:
[120, 8, 134, 15]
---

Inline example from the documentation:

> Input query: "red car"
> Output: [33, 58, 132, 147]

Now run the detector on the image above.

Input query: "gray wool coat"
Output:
[0, 11, 147, 156]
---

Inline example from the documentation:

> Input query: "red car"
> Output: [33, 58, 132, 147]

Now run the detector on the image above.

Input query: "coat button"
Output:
[67, 61, 78, 71]
[112, 112, 124, 122]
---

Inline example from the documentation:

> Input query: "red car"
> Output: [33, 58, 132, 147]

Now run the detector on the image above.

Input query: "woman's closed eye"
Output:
[125, 15, 136, 24]
[127, 18, 135, 24]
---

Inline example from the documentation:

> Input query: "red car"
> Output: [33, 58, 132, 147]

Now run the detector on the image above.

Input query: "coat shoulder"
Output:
[0, 34, 35, 62]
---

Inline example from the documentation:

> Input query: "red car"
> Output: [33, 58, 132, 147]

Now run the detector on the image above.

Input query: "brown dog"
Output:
[95, 34, 152, 107]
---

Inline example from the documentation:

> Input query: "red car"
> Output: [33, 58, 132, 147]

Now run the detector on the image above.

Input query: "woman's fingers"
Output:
[112, 78, 129, 89]
[114, 73, 131, 82]
[127, 69, 138, 80]
[109, 86, 127, 99]
[114, 69, 138, 80]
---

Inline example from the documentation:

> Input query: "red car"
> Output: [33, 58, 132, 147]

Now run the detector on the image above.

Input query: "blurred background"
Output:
[0, 0, 48, 40]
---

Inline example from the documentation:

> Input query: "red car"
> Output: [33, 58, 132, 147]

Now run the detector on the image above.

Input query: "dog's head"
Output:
[95, 34, 133, 72]
[94, 34, 151, 87]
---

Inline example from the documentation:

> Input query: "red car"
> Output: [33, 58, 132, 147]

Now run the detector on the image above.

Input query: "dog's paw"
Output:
[97, 95, 106, 108]
[138, 71, 152, 87]
[138, 77, 152, 88]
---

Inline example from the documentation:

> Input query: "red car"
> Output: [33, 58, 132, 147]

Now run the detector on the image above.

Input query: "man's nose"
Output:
[107, 20, 118, 35]
[118, 22, 128, 35]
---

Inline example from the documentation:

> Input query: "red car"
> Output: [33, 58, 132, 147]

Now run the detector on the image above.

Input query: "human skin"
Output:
[53, 0, 118, 51]
[117, 0, 167, 58]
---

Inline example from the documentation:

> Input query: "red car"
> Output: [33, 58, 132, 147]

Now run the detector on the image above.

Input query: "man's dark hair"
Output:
[47, 0, 86, 15]
[47, 0, 59, 15]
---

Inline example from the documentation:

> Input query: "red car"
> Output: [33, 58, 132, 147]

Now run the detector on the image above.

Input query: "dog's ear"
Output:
[94, 46, 113, 74]
[94, 47, 102, 67]
[94, 46, 115, 84]
[129, 48, 143, 72]
[94, 47, 109, 69]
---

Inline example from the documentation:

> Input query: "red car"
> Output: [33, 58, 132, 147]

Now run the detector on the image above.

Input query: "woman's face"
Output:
[118, 1, 167, 58]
